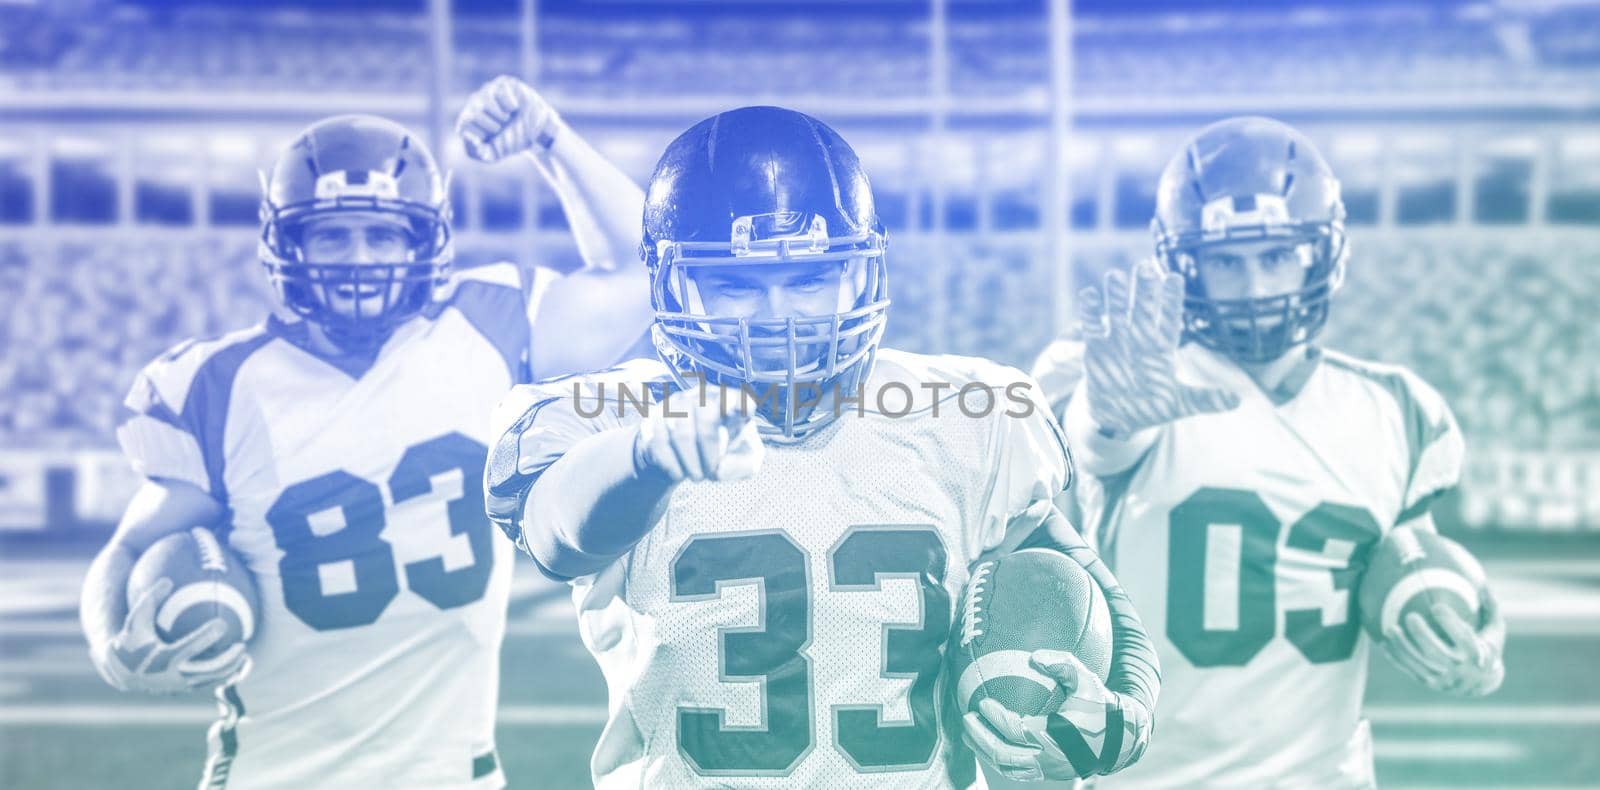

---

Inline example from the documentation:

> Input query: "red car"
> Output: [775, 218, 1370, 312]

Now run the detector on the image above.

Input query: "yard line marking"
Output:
[497, 705, 609, 725]
[0, 705, 213, 724]
[0, 620, 83, 636]
[1372, 737, 1523, 761]
[0, 615, 581, 638]
[1366, 705, 1600, 725]
[1505, 618, 1600, 636]
[4, 615, 1598, 644]
[1488, 559, 1600, 577]
[1391, 786, 1600, 790]
[0, 658, 93, 676]
[505, 619, 577, 636]
[7, 703, 1597, 728]
[0, 703, 609, 726]
[3, 703, 1599, 729]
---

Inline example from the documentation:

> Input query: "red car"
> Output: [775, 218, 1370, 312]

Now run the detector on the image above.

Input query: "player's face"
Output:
[1194, 238, 1314, 328]
[299, 212, 415, 319]
[688, 260, 851, 367]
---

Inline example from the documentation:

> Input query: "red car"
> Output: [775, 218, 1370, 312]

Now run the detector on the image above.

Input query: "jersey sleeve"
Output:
[483, 361, 661, 560]
[117, 348, 211, 493]
[116, 327, 274, 498]
[1060, 378, 1161, 479]
[446, 262, 533, 385]
[1028, 337, 1085, 424]
[1395, 371, 1465, 525]
[971, 370, 1075, 556]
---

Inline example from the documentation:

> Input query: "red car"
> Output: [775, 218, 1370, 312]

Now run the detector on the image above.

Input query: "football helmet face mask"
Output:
[643, 106, 890, 438]
[1152, 116, 1348, 364]
[260, 114, 453, 352]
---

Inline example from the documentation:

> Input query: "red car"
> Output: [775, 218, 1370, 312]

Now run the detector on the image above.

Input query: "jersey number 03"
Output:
[1168, 486, 1381, 667]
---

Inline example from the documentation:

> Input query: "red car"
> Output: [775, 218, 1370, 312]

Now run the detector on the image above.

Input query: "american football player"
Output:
[1055, 116, 1505, 788]
[79, 79, 651, 790]
[484, 106, 1160, 787]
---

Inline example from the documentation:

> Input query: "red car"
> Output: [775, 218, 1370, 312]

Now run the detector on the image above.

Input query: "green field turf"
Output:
[3, 555, 1597, 788]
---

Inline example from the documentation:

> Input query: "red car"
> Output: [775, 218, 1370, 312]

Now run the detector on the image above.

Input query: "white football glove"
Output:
[456, 74, 561, 163]
[1383, 587, 1506, 698]
[962, 650, 1152, 781]
[1080, 259, 1238, 438]
[635, 379, 765, 483]
[93, 577, 249, 696]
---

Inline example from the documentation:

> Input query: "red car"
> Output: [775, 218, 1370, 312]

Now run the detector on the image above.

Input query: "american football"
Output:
[1359, 526, 1486, 644]
[127, 528, 260, 673]
[950, 548, 1112, 717]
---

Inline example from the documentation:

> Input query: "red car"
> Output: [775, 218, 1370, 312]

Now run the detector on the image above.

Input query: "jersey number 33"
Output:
[672, 526, 950, 776]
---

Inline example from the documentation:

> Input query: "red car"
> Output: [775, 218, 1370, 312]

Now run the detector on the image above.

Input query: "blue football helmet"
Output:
[260, 114, 453, 351]
[1152, 116, 1348, 363]
[642, 106, 890, 437]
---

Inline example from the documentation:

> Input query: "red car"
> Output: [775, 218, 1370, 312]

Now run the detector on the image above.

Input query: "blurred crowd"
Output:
[0, 236, 270, 449]
[1324, 234, 1600, 451]
[3, 232, 1592, 452]
[1061, 234, 1600, 452]
[5, 5, 1598, 101]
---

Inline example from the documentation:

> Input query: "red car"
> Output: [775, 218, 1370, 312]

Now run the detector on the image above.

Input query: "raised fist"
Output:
[456, 75, 560, 163]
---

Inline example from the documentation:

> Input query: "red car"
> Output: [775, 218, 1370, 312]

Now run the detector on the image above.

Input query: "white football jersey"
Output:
[1068, 344, 1463, 789]
[1029, 337, 1088, 529]
[1029, 337, 1085, 425]
[117, 264, 530, 790]
[491, 349, 1072, 789]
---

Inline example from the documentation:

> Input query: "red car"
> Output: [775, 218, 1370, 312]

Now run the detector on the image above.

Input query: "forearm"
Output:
[1072, 542, 1160, 713]
[1022, 512, 1160, 713]
[80, 478, 221, 651]
[80, 539, 137, 651]
[523, 118, 645, 273]
[522, 118, 654, 379]
[521, 424, 674, 579]
[1063, 380, 1159, 478]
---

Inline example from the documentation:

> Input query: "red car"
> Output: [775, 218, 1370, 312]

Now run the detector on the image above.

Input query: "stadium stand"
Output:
[5, 5, 1600, 99]
[1326, 233, 1600, 450]
[1061, 232, 1600, 452]
[4, 231, 1590, 454]
[0, 235, 267, 449]
[0, 2, 1595, 528]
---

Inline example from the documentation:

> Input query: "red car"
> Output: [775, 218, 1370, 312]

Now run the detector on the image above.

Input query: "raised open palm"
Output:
[1079, 260, 1239, 437]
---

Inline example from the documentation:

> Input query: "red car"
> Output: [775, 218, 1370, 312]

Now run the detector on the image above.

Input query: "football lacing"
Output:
[961, 561, 994, 647]
[189, 527, 228, 573]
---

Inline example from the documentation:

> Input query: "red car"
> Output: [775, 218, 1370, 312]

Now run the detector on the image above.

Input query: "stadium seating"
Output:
[2, 5, 1595, 457]
[1064, 232, 1600, 452]
[1323, 233, 1600, 450]
[5, 6, 1599, 100]
[0, 235, 269, 449]
[5, 232, 1589, 452]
